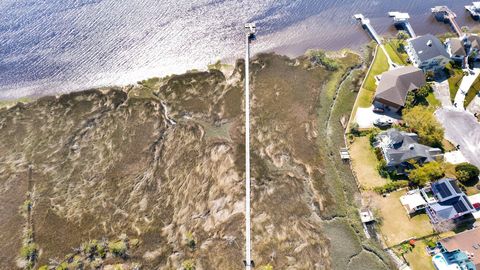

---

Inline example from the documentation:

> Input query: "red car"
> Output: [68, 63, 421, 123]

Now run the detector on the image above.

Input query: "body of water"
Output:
[0, 0, 477, 99]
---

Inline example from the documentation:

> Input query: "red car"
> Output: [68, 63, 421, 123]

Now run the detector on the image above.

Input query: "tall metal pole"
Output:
[244, 28, 252, 270]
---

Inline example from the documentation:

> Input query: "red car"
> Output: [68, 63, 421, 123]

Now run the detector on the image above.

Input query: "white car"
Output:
[373, 117, 393, 127]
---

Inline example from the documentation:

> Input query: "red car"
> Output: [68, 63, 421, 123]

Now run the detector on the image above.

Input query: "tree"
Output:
[397, 31, 409, 41]
[259, 264, 274, 270]
[404, 84, 433, 108]
[402, 106, 444, 147]
[455, 163, 480, 183]
[408, 161, 445, 186]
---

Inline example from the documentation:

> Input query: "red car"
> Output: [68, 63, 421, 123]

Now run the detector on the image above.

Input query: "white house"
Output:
[406, 34, 451, 72]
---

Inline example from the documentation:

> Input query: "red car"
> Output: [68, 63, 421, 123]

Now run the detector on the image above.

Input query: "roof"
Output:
[409, 34, 450, 62]
[400, 189, 427, 213]
[374, 66, 426, 107]
[448, 38, 466, 56]
[427, 179, 476, 223]
[439, 227, 480, 269]
[467, 35, 480, 51]
[376, 129, 442, 166]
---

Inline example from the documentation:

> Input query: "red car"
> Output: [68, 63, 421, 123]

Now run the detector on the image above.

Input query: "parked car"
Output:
[373, 117, 393, 127]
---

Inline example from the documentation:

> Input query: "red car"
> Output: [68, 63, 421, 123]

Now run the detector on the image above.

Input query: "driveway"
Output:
[436, 108, 480, 167]
[355, 105, 401, 129]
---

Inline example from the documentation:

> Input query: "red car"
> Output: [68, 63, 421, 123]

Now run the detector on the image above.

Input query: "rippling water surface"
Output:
[0, 0, 477, 98]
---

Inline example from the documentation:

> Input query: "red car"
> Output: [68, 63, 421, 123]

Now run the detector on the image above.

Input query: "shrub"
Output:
[185, 232, 196, 250]
[259, 264, 274, 270]
[350, 123, 360, 137]
[377, 160, 389, 178]
[373, 180, 409, 194]
[408, 161, 445, 186]
[455, 163, 480, 183]
[182, 259, 196, 270]
[307, 49, 339, 71]
[374, 147, 383, 161]
[108, 240, 127, 257]
[403, 106, 444, 147]
[20, 243, 37, 260]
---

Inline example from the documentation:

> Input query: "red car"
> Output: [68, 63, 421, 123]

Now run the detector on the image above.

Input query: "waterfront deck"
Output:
[388, 11, 416, 38]
[431, 6, 462, 37]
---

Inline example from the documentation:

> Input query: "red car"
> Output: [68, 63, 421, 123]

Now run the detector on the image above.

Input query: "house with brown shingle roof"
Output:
[373, 66, 426, 112]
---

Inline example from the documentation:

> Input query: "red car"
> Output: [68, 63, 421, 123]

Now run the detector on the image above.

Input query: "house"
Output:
[435, 227, 480, 269]
[424, 178, 476, 224]
[445, 38, 467, 63]
[374, 129, 443, 174]
[432, 250, 476, 270]
[466, 34, 480, 60]
[373, 66, 426, 112]
[406, 34, 451, 72]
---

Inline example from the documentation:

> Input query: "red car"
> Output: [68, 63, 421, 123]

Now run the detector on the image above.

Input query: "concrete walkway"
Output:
[453, 68, 480, 110]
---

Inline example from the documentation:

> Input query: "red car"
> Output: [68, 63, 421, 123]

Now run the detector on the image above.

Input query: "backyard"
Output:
[350, 136, 388, 189]
[367, 190, 434, 247]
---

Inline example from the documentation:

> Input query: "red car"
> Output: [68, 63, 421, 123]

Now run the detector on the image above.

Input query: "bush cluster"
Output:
[373, 180, 409, 194]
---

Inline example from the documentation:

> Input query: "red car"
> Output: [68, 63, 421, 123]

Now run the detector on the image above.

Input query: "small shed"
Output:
[400, 189, 427, 214]
[340, 148, 350, 160]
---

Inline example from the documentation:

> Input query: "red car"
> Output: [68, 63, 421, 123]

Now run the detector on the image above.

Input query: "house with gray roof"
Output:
[465, 34, 480, 60]
[446, 38, 467, 63]
[373, 66, 426, 112]
[423, 178, 475, 224]
[375, 129, 443, 174]
[406, 34, 451, 72]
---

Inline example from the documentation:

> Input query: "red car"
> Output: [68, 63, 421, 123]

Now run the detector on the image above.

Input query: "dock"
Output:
[354, 14, 382, 44]
[431, 6, 463, 37]
[466, 2, 480, 19]
[388, 12, 416, 38]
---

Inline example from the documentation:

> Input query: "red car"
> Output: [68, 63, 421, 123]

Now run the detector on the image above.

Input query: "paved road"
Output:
[436, 108, 480, 167]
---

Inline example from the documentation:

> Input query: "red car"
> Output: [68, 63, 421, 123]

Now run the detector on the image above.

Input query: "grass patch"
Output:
[426, 92, 441, 108]
[355, 46, 389, 109]
[384, 40, 409, 66]
[350, 136, 388, 189]
[447, 65, 464, 101]
[465, 74, 480, 108]
[403, 240, 435, 270]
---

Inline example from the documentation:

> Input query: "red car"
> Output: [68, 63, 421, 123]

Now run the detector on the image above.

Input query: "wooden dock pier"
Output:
[432, 6, 463, 37]
[388, 12, 416, 38]
[354, 14, 382, 44]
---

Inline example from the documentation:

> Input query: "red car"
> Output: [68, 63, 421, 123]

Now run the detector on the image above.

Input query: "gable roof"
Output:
[448, 38, 466, 56]
[409, 34, 450, 62]
[427, 179, 476, 223]
[374, 66, 426, 107]
[439, 227, 480, 269]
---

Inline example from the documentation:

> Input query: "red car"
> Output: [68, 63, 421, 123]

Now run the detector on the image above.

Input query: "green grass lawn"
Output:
[404, 240, 435, 270]
[447, 67, 464, 102]
[426, 92, 441, 108]
[385, 40, 409, 66]
[465, 75, 480, 108]
[356, 46, 389, 109]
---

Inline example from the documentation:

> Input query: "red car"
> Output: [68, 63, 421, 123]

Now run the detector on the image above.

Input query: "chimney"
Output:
[427, 40, 433, 47]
